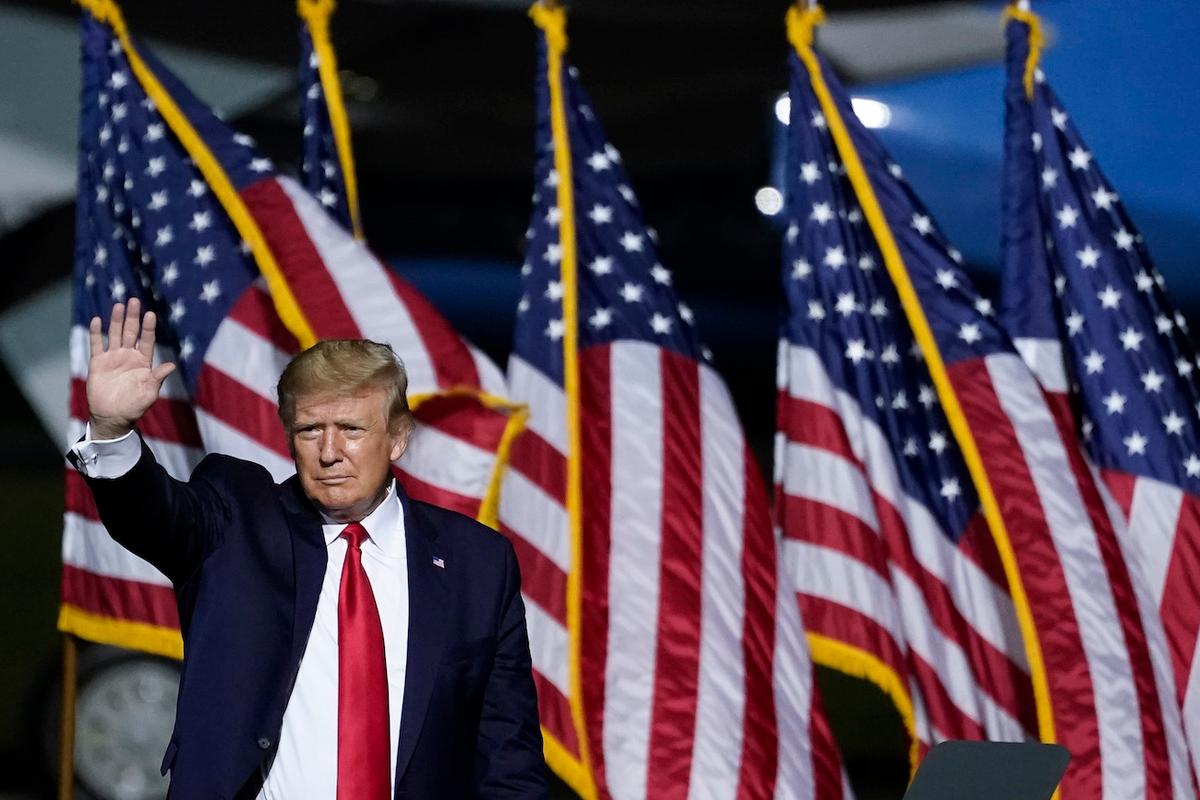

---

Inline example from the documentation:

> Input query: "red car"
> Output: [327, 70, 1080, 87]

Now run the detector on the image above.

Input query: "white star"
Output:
[617, 184, 636, 204]
[1056, 205, 1079, 229]
[848, 209, 864, 224]
[929, 432, 948, 454]
[588, 204, 612, 224]
[544, 280, 563, 301]
[179, 338, 195, 360]
[319, 188, 338, 207]
[111, 103, 127, 122]
[678, 303, 694, 324]
[322, 161, 338, 179]
[810, 202, 834, 225]
[1134, 271, 1155, 292]
[888, 162, 903, 178]
[1164, 411, 1186, 436]
[543, 242, 562, 264]
[93, 245, 107, 266]
[903, 438, 920, 457]
[144, 123, 164, 142]
[650, 313, 673, 334]
[1091, 187, 1118, 210]
[303, 122, 315, 137]
[934, 269, 958, 290]
[194, 245, 216, 267]
[835, 293, 859, 317]
[1068, 147, 1092, 170]
[605, 143, 622, 163]
[869, 299, 889, 318]
[587, 151, 611, 171]
[110, 70, 129, 89]
[881, 344, 900, 364]
[306, 83, 321, 101]
[155, 226, 174, 247]
[948, 248, 964, 264]
[824, 246, 847, 269]
[146, 157, 166, 178]
[845, 339, 873, 364]
[545, 206, 562, 226]
[1031, 132, 1043, 152]
[1177, 311, 1190, 331]
[800, 161, 822, 185]
[1156, 314, 1174, 334]
[911, 213, 933, 236]
[199, 280, 221, 303]
[1081, 417, 1094, 439]
[785, 224, 799, 244]
[791, 259, 812, 280]
[1114, 228, 1135, 251]
[918, 385, 936, 408]
[940, 478, 962, 500]
[1083, 349, 1105, 374]
[1051, 108, 1069, 129]
[858, 254, 875, 271]
[589, 308, 612, 329]
[249, 158, 273, 173]
[84, 271, 95, 288]
[1141, 369, 1165, 393]
[148, 190, 169, 211]
[974, 298, 994, 317]
[1185, 455, 1200, 477]
[1119, 327, 1144, 351]
[188, 180, 207, 198]
[1178, 358, 1195, 377]
[516, 296, 530, 314]
[807, 301, 826, 321]
[619, 232, 644, 252]
[109, 279, 127, 301]
[161, 263, 179, 286]
[891, 389, 907, 408]
[95, 185, 109, 203]
[1076, 245, 1100, 269]
[620, 283, 644, 303]
[1097, 285, 1122, 309]
[1102, 390, 1127, 414]
[589, 256, 613, 275]
[650, 264, 672, 285]
[811, 112, 827, 129]
[545, 319, 565, 340]
[189, 211, 212, 232]
[958, 323, 982, 344]
[543, 170, 559, 188]
[1040, 167, 1058, 189]
[1123, 431, 1148, 455]
[1066, 310, 1085, 336]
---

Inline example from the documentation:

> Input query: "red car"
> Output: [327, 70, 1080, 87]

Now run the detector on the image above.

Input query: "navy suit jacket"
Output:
[78, 440, 547, 799]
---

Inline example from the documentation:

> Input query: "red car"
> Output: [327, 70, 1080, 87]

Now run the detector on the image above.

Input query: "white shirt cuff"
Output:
[71, 424, 140, 479]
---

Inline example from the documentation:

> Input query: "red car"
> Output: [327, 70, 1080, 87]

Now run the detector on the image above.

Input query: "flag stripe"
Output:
[501, 525, 568, 625]
[61, 563, 178, 628]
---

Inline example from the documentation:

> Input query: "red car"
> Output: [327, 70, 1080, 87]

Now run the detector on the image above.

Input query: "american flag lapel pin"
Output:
[432, 556, 445, 569]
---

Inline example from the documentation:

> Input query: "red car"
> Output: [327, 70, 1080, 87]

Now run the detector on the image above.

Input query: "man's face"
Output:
[288, 387, 410, 523]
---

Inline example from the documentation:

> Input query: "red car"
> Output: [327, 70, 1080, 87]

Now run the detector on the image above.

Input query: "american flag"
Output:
[498, 6, 847, 798]
[781, 6, 1187, 798]
[61, 4, 513, 656]
[999, 6, 1199, 793]
[297, 0, 360, 236]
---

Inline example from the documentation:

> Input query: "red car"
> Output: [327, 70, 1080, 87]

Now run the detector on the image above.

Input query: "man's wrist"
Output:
[89, 416, 134, 441]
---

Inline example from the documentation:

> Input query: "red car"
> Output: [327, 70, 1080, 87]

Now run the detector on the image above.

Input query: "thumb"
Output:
[151, 361, 177, 387]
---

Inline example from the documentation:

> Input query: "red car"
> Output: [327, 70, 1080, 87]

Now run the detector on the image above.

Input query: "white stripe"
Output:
[471, 346, 508, 398]
[1183, 639, 1200, 791]
[400, 422, 493, 502]
[275, 177, 439, 394]
[497, 470, 570, 573]
[603, 341, 663, 800]
[784, 343, 1028, 673]
[1126, 476, 1184, 607]
[774, 534, 817, 800]
[195, 409, 295, 481]
[61, 512, 172, 586]
[203, 317, 291, 403]
[785, 539, 905, 647]
[781, 442, 879, 533]
[70, 325, 189, 400]
[687, 368, 747, 800]
[507, 355, 568, 454]
[1013, 336, 1069, 394]
[523, 593, 570, 697]
[985, 352, 1145, 798]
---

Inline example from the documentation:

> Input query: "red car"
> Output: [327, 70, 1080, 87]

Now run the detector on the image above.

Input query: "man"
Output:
[69, 298, 547, 799]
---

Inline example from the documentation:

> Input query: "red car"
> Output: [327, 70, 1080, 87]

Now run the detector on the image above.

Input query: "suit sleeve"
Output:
[474, 540, 549, 798]
[77, 437, 230, 587]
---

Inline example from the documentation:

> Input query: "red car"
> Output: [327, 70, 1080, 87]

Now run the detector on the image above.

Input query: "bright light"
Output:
[775, 94, 791, 125]
[755, 186, 784, 216]
[851, 97, 892, 129]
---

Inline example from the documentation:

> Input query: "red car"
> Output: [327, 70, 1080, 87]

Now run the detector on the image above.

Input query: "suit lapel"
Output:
[395, 490, 450, 782]
[279, 476, 327, 671]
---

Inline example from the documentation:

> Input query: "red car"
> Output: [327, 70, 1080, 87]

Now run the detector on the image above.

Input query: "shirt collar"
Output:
[320, 480, 405, 557]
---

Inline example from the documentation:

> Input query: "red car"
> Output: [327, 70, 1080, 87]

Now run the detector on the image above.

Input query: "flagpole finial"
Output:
[529, 1, 568, 55]
[786, 2, 826, 52]
[75, 0, 129, 35]
[1003, 2, 1044, 98]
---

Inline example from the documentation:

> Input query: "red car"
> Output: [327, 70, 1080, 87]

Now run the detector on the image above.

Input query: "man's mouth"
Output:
[317, 476, 351, 485]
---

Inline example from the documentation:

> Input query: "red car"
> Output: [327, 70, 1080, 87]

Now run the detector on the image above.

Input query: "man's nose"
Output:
[318, 431, 341, 466]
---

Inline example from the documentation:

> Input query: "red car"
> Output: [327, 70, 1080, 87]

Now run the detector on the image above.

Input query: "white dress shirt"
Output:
[71, 429, 410, 798]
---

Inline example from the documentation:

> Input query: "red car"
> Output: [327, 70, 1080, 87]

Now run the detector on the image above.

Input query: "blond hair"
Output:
[276, 339, 414, 434]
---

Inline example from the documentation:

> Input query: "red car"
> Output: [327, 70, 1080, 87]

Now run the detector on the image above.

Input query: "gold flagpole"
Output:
[58, 633, 78, 800]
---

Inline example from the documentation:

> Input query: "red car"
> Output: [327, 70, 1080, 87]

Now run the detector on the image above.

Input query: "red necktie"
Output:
[337, 522, 390, 800]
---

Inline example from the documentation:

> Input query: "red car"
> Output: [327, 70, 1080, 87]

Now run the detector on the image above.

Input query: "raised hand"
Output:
[87, 297, 177, 440]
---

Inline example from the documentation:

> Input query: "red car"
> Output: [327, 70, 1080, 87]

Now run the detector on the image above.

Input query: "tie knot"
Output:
[341, 522, 369, 550]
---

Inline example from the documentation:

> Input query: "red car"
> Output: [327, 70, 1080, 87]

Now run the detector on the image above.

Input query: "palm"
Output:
[86, 298, 176, 438]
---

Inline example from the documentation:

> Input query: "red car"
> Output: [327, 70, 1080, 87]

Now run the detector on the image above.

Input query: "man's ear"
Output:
[389, 416, 414, 462]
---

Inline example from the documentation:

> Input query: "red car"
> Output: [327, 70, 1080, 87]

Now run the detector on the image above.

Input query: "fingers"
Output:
[89, 316, 104, 358]
[151, 361, 176, 387]
[138, 310, 158, 360]
[107, 302, 125, 348]
[122, 297, 141, 348]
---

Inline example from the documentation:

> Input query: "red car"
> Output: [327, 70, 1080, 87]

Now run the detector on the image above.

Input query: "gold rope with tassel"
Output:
[1003, 3, 1045, 99]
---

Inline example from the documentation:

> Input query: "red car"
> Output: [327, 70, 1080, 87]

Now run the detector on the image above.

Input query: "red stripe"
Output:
[240, 178, 361, 339]
[799, 593, 908, 684]
[1163, 493, 1200, 703]
[384, 269, 481, 389]
[807, 688, 845, 800]
[65, 469, 100, 521]
[411, 393, 510, 454]
[509, 430, 567, 504]
[71, 378, 201, 448]
[501, 523, 568, 625]
[909, 652, 986, 741]
[955, 512, 1013, 592]
[1101, 468, 1137, 521]
[949, 361, 1101, 798]
[226, 284, 302, 355]
[777, 392, 861, 467]
[194, 368, 290, 458]
[61, 563, 178, 629]
[778, 492, 889, 583]
[533, 670, 580, 759]
[644, 351, 704, 800]
[579, 346, 614, 795]
[392, 466, 480, 520]
[736, 443, 780, 799]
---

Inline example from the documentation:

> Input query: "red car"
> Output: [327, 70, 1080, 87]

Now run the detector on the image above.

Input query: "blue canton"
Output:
[298, 27, 353, 231]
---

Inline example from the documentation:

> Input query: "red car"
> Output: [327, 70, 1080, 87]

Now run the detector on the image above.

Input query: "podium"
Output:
[902, 741, 1070, 800]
